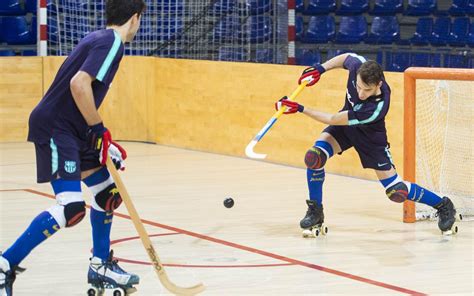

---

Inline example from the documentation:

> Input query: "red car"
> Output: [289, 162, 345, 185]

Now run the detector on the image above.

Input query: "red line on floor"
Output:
[20, 188, 426, 295]
[109, 234, 297, 268]
[111, 232, 181, 245]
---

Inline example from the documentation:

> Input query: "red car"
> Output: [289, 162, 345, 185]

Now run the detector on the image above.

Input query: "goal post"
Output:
[403, 67, 474, 223]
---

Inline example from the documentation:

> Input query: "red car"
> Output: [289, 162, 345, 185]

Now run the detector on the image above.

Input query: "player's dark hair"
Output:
[357, 61, 384, 86]
[106, 0, 146, 26]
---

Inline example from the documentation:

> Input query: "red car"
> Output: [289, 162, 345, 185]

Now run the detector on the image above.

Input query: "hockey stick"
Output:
[106, 157, 205, 295]
[245, 81, 308, 159]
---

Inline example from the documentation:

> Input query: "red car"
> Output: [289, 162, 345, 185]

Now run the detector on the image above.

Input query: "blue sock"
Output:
[408, 183, 443, 207]
[90, 208, 113, 259]
[379, 174, 442, 207]
[379, 174, 398, 188]
[306, 141, 334, 206]
[307, 168, 325, 206]
[3, 211, 60, 267]
[83, 167, 113, 260]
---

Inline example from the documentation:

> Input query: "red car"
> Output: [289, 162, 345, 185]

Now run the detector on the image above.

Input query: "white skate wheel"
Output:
[453, 225, 458, 234]
[312, 228, 320, 237]
[442, 224, 458, 236]
[302, 229, 312, 238]
[112, 288, 124, 296]
[87, 287, 98, 296]
[321, 226, 328, 235]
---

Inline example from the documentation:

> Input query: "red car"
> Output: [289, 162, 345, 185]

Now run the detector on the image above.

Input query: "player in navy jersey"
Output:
[0, 1, 146, 295]
[274, 53, 457, 237]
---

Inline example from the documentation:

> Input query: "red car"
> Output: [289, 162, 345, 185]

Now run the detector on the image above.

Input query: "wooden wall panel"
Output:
[42, 56, 66, 91]
[42, 56, 156, 142]
[1, 56, 404, 180]
[154, 58, 404, 180]
[100, 56, 156, 142]
[0, 57, 43, 142]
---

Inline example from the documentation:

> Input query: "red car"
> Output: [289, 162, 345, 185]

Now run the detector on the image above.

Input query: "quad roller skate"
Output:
[0, 255, 25, 296]
[87, 250, 139, 296]
[434, 196, 459, 236]
[300, 200, 328, 238]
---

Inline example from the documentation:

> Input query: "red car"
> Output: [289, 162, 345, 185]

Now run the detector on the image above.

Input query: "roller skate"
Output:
[0, 254, 25, 296]
[87, 250, 139, 296]
[434, 196, 458, 236]
[300, 200, 328, 238]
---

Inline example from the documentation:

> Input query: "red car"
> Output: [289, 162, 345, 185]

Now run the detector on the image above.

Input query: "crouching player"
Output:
[275, 53, 457, 237]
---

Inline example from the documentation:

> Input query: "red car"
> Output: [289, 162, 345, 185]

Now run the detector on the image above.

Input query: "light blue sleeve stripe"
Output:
[348, 101, 384, 126]
[50, 138, 58, 174]
[96, 31, 122, 82]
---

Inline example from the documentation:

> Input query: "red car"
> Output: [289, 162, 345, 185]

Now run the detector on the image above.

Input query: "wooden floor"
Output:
[0, 142, 472, 296]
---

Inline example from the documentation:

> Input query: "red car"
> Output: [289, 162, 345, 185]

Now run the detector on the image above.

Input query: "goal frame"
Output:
[403, 67, 474, 223]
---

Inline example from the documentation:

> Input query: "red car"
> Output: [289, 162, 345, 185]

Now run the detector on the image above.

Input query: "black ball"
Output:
[223, 197, 234, 208]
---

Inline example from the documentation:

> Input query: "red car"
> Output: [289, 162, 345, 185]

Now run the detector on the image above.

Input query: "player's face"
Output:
[356, 74, 381, 100]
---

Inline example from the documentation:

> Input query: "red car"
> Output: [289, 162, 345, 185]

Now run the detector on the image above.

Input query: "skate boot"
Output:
[87, 250, 139, 296]
[434, 197, 458, 235]
[300, 200, 328, 238]
[0, 255, 25, 296]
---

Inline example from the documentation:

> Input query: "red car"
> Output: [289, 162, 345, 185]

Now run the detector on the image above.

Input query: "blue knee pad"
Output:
[380, 174, 409, 203]
[305, 141, 334, 169]
[385, 182, 409, 203]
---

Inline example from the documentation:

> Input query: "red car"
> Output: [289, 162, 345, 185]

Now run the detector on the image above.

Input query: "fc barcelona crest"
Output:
[64, 161, 77, 173]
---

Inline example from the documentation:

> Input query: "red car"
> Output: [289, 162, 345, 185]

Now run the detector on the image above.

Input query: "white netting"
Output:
[415, 79, 474, 220]
[46, 0, 288, 63]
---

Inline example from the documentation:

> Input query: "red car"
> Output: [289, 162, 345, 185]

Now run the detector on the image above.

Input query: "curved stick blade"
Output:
[245, 140, 266, 159]
[160, 270, 205, 295]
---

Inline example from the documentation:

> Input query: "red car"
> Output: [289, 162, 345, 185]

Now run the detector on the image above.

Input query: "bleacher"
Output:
[0, 0, 37, 56]
[0, 0, 472, 71]
[295, 0, 473, 70]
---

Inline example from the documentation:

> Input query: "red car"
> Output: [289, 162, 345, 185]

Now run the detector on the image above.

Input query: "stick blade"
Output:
[245, 140, 266, 159]
[159, 269, 205, 295]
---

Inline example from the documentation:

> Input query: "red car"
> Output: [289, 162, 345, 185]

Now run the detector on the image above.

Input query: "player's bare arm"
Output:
[302, 109, 349, 126]
[70, 71, 102, 126]
[321, 53, 351, 72]
[298, 53, 351, 87]
[275, 99, 349, 125]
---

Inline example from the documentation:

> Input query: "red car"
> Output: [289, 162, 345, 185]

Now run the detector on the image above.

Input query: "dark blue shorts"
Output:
[322, 125, 394, 171]
[33, 132, 100, 183]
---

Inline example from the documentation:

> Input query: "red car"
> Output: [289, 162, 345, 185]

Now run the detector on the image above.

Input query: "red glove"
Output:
[275, 96, 304, 114]
[298, 64, 326, 87]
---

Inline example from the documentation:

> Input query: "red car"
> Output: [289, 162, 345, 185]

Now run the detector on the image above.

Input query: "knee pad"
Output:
[94, 183, 122, 212]
[385, 182, 409, 203]
[64, 201, 86, 227]
[305, 147, 327, 170]
[48, 200, 86, 228]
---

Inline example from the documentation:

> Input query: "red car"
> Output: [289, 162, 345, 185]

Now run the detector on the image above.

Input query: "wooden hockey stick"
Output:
[106, 157, 205, 295]
[245, 81, 308, 159]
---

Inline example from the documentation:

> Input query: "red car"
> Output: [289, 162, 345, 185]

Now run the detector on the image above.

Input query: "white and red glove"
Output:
[275, 96, 304, 114]
[298, 64, 326, 87]
[87, 123, 127, 170]
[107, 141, 127, 171]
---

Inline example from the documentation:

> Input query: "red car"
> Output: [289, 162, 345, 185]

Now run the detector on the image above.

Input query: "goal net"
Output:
[404, 68, 474, 222]
[45, 0, 288, 64]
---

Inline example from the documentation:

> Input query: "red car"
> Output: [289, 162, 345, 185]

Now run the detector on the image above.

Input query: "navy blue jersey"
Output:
[341, 53, 391, 146]
[28, 29, 124, 143]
